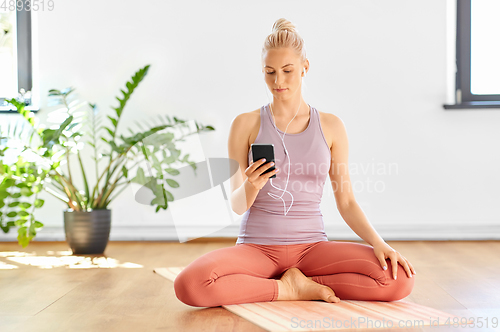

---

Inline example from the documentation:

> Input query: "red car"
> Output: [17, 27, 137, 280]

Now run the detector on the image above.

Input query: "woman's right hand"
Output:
[245, 158, 280, 190]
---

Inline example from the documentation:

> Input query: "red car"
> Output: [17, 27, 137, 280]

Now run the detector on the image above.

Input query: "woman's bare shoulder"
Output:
[317, 110, 344, 149]
[318, 109, 341, 123]
[231, 108, 260, 129]
[230, 107, 262, 146]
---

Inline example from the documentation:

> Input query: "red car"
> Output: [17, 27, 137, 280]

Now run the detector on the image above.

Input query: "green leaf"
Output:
[20, 187, 33, 196]
[61, 87, 75, 96]
[112, 64, 150, 119]
[122, 165, 128, 178]
[67, 122, 79, 131]
[0, 221, 15, 233]
[165, 168, 180, 176]
[18, 211, 29, 217]
[18, 226, 27, 237]
[165, 190, 174, 202]
[19, 202, 31, 209]
[28, 222, 37, 237]
[15, 219, 27, 226]
[7, 211, 17, 218]
[104, 126, 114, 138]
[107, 116, 118, 128]
[1, 178, 15, 188]
[34, 198, 44, 208]
[55, 115, 74, 136]
[17, 226, 31, 247]
[32, 184, 43, 193]
[130, 167, 151, 186]
[165, 178, 179, 188]
[48, 89, 62, 96]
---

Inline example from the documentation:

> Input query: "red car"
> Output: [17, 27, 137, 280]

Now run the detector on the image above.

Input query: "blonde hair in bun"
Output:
[262, 18, 307, 63]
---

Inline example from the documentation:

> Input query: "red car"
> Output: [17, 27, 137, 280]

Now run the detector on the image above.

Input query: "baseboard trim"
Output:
[1, 222, 499, 242]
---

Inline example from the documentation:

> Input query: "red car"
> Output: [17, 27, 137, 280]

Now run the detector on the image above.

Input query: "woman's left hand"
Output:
[372, 241, 416, 280]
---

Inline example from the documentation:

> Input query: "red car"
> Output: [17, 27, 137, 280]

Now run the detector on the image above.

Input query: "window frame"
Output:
[0, 7, 37, 113]
[444, 0, 500, 109]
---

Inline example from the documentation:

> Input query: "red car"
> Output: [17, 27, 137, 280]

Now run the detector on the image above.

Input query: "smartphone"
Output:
[251, 143, 276, 178]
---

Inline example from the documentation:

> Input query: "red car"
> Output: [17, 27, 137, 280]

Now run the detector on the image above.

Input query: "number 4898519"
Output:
[1, 0, 55, 11]
[444, 316, 498, 328]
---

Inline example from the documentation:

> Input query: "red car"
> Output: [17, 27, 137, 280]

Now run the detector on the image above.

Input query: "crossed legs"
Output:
[294, 241, 415, 302]
[173, 241, 415, 307]
[174, 243, 280, 307]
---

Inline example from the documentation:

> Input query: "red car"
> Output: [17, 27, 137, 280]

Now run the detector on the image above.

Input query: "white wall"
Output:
[2, 0, 499, 243]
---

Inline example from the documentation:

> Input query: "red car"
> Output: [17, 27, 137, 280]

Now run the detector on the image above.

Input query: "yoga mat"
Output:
[154, 267, 474, 331]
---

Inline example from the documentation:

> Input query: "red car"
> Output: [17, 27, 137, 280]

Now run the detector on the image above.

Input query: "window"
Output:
[0, 7, 35, 113]
[444, 0, 500, 109]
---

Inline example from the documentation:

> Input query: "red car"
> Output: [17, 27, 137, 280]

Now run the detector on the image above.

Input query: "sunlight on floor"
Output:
[0, 250, 144, 269]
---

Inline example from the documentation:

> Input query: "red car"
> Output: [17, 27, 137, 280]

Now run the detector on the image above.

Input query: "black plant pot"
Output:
[63, 209, 111, 255]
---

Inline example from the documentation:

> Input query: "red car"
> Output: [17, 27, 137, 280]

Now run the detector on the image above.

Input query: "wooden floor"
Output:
[1, 239, 499, 332]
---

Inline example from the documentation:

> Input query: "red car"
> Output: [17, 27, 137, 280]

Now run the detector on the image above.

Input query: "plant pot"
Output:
[63, 209, 111, 255]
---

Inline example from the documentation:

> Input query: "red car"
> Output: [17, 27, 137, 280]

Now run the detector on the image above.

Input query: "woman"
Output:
[174, 18, 416, 308]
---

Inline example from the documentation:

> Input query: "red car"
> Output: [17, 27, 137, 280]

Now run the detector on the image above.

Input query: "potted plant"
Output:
[0, 64, 214, 254]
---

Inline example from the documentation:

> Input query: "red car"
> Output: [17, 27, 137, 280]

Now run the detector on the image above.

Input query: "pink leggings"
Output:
[174, 240, 415, 307]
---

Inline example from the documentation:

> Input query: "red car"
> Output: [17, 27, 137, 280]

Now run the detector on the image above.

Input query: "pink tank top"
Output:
[236, 103, 332, 245]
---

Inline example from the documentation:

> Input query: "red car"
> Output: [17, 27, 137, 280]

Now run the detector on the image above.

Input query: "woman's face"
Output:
[262, 47, 308, 99]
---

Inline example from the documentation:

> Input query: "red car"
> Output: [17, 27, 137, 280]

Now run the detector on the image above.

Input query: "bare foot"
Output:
[276, 267, 340, 303]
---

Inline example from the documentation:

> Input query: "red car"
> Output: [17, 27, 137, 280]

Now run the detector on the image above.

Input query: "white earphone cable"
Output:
[260, 67, 307, 216]
[267, 102, 299, 216]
